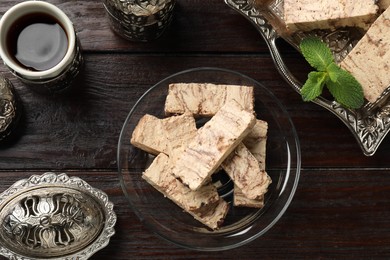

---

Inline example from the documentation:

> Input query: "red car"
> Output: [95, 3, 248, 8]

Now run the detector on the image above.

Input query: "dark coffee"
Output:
[7, 13, 68, 71]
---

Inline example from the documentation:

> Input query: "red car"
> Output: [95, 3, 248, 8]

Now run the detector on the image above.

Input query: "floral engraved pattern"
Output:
[225, 0, 390, 155]
[4, 193, 86, 249]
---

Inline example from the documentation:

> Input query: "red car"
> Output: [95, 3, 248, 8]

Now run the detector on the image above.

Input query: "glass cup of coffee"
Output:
[0, 1, 83, 94]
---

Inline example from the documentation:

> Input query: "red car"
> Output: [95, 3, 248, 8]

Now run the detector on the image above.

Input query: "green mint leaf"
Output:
[301, 71, 327, 101]
[299, 36, 365, 109]
[326, 62, 341, 82]
[300, 37, 334, 71]
[325, 68, 364, 109]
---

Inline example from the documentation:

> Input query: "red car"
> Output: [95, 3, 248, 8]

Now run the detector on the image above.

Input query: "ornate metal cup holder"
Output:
[225, 0, 390, 156]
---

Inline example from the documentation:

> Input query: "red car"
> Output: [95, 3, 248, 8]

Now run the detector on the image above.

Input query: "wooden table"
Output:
[1, 1, 390, 259]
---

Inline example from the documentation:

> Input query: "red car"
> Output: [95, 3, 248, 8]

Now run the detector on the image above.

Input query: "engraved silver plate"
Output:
[0, 172, 116, 260]
[225, 0, 390, 156]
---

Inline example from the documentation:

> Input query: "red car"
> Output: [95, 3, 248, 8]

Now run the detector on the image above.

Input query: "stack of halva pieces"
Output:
[283, 0, 390, 104]
[131, 83, 271, 229]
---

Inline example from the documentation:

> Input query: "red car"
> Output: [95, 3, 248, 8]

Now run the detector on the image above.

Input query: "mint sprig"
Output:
[299, 37, 364, 109]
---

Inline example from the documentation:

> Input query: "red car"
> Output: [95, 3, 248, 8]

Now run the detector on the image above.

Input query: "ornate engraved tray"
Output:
[0, 172, 116, 260]
[225, 0, 390, 156]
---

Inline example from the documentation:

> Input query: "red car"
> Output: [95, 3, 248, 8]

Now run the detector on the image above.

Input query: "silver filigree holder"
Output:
[225, 0, 390, 156]
[0, 76, 21, 142]
[0, 172, 116, 260]
[103, 0, 176, 42]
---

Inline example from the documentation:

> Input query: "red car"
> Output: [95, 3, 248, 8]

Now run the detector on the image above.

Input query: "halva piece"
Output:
[196, 198, 230, 230]
[131, 112, 196, 156]
[283, 0, 378, 33]
[171, 99, 256, 190]
[130, 114, 167, 155]
[164, 83, 254, 116]
[234, 120, 269, 207]
[161, 112, 197, 162]
[234, 191, 265, 209]
[340, 6, 390, 103]
[142, 153, 229, 229]
[222, 143, 272, 200]
[242, 119, 268, 169]
[379, 0, 390, 11]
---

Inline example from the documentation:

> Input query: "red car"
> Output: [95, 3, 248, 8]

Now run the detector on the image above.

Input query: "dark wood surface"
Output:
[1, 1, 390, 259]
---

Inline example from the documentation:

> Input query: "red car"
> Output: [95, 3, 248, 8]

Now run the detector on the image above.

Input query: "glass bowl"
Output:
[117, 67, 301, 251]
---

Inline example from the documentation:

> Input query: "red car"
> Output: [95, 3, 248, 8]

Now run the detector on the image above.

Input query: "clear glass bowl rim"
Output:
[117, 66, 301, 251]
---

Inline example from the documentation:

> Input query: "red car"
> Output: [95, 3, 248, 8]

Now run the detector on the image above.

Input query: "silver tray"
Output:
[225, 0, 390, 156]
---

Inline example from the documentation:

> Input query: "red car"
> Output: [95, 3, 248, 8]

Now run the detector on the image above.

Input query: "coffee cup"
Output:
[0, 1, 83, 94]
